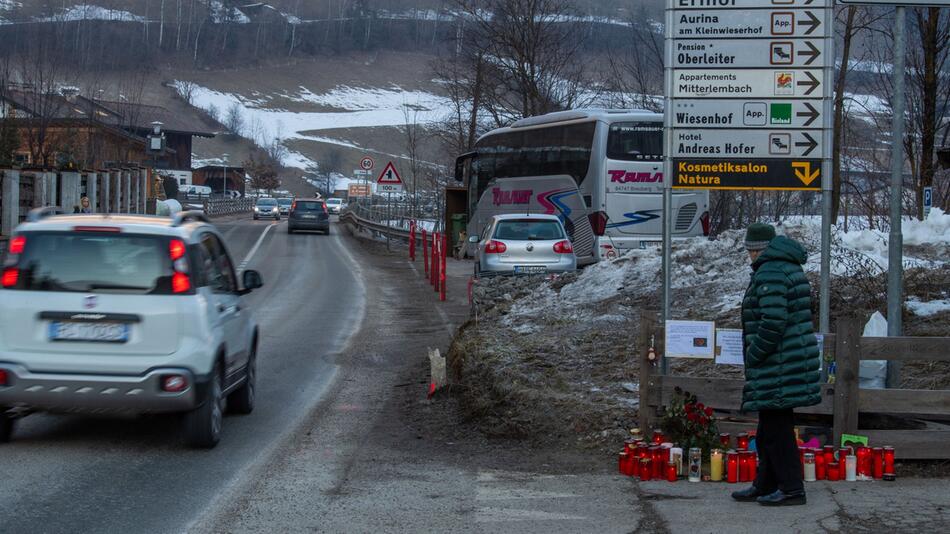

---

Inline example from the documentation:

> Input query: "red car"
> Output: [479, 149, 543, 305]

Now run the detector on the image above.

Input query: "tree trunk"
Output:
[915, 7, 940, 220]
[831, 6, 857, 222]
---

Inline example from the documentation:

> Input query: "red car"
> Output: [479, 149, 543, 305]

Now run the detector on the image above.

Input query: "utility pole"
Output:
[886, 7, 906, 388]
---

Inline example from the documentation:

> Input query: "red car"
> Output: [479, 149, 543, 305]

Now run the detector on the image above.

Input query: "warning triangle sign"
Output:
[376, 162, 403, 184]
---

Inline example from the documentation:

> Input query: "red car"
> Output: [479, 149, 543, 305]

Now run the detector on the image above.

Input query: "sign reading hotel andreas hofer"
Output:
[665, 0, 832, 191]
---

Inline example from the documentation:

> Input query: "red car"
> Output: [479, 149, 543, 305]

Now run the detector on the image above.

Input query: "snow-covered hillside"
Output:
[176, 81, 451, 171]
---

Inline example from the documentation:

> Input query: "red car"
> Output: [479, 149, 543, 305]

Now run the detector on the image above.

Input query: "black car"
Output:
[288, 198, 330, 234]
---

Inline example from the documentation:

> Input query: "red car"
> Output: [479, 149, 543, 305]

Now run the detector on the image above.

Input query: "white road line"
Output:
[239, 222, 278, 271]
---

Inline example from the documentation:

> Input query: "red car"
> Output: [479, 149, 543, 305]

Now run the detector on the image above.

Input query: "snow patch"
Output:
[38, 4, 144, 22]
[907, 298, 950, 317]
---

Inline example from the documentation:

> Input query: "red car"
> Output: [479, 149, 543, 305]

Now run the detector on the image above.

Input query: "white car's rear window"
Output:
[494, 220, 565, 241]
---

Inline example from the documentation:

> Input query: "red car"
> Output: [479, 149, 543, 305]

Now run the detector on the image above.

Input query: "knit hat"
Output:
[744, 223, 776, 251]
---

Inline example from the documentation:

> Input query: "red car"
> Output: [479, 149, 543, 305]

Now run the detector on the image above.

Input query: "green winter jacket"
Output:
[741, 235, 821, 411]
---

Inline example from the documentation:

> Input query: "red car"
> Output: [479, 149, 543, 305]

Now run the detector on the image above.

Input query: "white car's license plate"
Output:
[514, 265, 547, 274]
[49, 322, 129, 343]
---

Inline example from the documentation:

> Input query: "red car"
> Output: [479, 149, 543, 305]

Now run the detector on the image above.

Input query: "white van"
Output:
[181, 184, 212, 197]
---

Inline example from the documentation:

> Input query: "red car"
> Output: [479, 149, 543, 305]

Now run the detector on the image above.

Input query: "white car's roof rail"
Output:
[26, 206, 66, 222]
[171, 211, 210, 227]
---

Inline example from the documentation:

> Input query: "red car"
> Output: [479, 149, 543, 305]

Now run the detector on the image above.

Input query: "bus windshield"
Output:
[606, 122, 663, 161]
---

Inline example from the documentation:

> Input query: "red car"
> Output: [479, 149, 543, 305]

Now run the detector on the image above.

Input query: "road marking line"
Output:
[239, 222, 277, 270]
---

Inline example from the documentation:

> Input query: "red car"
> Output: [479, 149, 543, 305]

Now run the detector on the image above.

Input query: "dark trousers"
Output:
[753, 409, 804, 494]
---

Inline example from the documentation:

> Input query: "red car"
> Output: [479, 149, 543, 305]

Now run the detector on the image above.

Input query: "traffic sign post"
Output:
[661, 0, 836, 358]
[376, 162, 404, 251]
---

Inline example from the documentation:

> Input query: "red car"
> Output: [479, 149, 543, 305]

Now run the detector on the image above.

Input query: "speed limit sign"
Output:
[360, 156, 375, 171]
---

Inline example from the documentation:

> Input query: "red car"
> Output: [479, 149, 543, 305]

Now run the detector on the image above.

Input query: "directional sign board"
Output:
[666, 0, 833, 191]
[376, 161, 403, 193]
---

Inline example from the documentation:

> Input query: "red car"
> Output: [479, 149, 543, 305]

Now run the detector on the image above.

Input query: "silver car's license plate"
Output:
[49, 322, 129, 343]
[514, 265, 547, 274]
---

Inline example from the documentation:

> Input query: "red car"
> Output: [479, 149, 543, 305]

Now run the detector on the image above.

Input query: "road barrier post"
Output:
[440, 232, 447, 302]
[409, 220, 416, 261]
[422, 229, 429, 275]
[432, 232, 442, 293]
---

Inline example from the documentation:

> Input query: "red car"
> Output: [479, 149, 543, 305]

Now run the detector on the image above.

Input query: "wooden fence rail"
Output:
[639, 312, 950, 459]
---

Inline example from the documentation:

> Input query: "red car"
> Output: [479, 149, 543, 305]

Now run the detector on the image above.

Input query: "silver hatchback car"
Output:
[471, 214, 577, 277]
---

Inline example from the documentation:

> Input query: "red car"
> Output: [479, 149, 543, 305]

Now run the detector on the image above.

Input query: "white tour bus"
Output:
[455, 109, 709, 264]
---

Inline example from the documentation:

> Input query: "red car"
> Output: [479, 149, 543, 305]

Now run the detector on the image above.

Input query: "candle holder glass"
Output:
[726, 450, 739, 483]
[688, 448, 702, 482]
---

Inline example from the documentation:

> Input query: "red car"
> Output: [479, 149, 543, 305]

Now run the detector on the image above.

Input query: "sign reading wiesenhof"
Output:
[672, 100, 821, 128]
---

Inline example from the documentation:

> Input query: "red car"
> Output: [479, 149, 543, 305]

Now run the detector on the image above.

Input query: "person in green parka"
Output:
[731, 223, 820, 507]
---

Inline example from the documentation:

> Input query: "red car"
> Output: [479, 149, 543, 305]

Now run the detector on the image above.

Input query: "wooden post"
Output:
[639, 311, 660, 438]
[833, 316, 862, 447]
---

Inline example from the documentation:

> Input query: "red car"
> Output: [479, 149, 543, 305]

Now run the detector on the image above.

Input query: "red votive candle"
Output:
[872, 447, 884, 479]
[651, 429, 665, 444]
[624, 439, 638, 453]
[749, 452, 758, 482]
[666, 462, 677, 482]
[719, 433, 731, 448]
[827, 461, 840, 481]
[737, 432, 750, 450]
[823, 445, 835, 464]
[883, 446, 895, 476]
[856, 446, 871, 478]
[815, 451, 826, 480]
[726, 451, 739, 483]
[619, 451, 629, 475]
[739, 452, 750, 482]
[648, 446, 661, 479]
[640, 458, 653, 481]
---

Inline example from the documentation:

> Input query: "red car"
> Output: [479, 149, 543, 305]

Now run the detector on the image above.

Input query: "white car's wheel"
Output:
[183, 362, 224, 448]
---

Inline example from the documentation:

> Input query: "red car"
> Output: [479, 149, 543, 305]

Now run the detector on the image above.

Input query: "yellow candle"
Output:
[711, 449, 724, 481]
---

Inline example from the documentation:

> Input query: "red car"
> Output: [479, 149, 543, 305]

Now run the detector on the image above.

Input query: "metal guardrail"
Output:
[340, 210, 414, 243]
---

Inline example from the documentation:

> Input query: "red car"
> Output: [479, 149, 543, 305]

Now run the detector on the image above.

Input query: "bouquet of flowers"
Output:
[659, 387, 720, 453]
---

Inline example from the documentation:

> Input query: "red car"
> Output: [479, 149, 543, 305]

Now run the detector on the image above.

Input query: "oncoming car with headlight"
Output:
[253, 197, 280, 220]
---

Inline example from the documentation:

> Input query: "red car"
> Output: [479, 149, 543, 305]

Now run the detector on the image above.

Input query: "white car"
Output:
[325, 198, 344, 214]
[0, 209, 263, 448]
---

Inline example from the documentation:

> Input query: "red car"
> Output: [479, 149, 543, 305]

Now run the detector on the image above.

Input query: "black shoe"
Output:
[757, 489, 806, 506]
[731, 486, 770, 502]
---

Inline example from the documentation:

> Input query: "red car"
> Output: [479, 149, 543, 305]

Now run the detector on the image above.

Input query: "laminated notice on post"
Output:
[715, 329, 744, 366]
[665, 320, 715, 359]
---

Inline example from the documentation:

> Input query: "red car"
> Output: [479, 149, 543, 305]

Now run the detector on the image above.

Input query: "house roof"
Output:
[1, 89, 215, 138]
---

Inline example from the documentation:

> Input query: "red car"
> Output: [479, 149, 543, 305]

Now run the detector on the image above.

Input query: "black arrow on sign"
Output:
[804, 0, 815, 4]
[800, 11, 821, 35]
[797, 102, 820, 127]
[795, 132, 818, 157]
[797, 71, 820, 95]
[797, 41, 821, 66]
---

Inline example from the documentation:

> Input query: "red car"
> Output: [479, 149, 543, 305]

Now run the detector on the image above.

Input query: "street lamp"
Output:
[221, 153, 229, 198]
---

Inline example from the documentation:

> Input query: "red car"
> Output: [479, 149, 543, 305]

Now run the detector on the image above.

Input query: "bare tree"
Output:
[224, 102, 245, 136]
[402, 102, 425, 217]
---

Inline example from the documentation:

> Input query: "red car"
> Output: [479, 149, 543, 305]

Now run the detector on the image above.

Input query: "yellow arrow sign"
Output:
[792, 161, 820, 186]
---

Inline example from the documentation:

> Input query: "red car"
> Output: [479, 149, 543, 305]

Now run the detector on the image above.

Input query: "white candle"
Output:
[670, 447, 683, 475]
[845, 455, 857, 482]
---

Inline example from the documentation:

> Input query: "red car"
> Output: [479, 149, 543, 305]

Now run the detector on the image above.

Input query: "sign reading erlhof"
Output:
[665, 0, 833, 190]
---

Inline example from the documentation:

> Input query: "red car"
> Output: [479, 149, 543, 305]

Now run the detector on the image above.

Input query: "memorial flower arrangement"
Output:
[660, 387, 720, 453]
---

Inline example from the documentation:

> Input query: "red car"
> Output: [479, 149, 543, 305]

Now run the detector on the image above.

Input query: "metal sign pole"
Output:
[819, 2, 836, 337]
[661, 0, 675, 375]
[886, 6, 906, 388]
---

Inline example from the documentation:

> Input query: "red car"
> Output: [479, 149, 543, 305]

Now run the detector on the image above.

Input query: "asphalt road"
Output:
[0, 217, 367, 534]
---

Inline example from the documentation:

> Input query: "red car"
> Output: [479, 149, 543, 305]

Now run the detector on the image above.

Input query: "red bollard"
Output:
[409, 220, 416, 261]
[422, 229, 428, 275]
[430, 232, 438, 288]
[440, 233, 447, 301]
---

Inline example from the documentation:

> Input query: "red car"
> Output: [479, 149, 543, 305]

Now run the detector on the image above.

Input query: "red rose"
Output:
[704, 407, 714, 417]
[687, 412, 698, 423]
[684, 403, 694, 413]
[696, 403, 705, 411]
